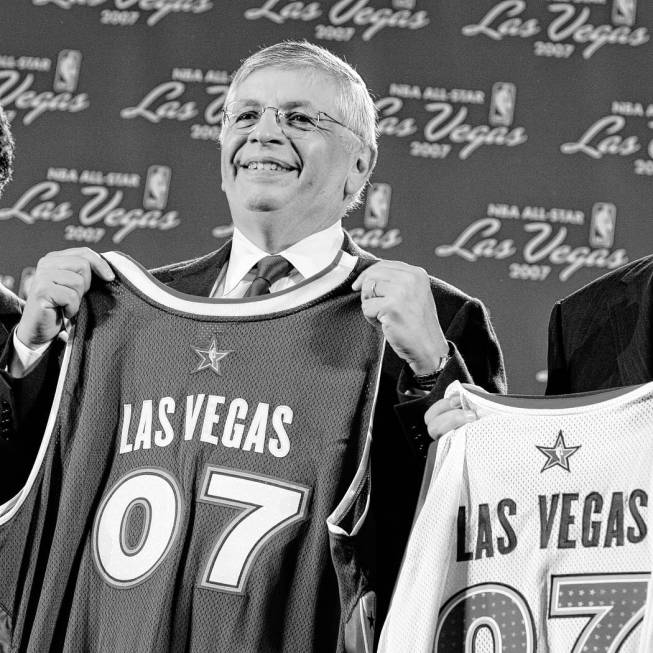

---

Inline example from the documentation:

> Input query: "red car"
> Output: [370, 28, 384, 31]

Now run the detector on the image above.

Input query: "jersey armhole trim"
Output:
[327, 339, 385, 537]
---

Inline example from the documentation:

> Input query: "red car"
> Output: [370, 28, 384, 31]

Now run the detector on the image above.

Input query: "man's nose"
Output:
[248, 107, 284, 143]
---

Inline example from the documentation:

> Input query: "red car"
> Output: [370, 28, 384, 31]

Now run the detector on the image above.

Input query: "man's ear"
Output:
[345, 145, 377, 198]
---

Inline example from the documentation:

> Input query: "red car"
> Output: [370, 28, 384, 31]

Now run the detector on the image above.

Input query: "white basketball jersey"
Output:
[379, 381, 653, 653]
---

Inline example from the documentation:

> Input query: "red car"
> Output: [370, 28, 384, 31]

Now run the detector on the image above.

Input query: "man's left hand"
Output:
[352, 260, 448, 375]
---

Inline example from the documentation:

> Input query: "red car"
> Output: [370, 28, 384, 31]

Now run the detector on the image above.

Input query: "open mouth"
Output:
[239, 159, 297, 173]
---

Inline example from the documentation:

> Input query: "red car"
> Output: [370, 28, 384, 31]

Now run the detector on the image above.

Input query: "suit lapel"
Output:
[151, 241, 232, 297]
[342, 230, 380, 278]
[342, 230, 377, 263]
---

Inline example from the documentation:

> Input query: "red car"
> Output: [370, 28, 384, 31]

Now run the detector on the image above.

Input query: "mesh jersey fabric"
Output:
[379, 381, 653, 653]
[0, 251, 384, 653]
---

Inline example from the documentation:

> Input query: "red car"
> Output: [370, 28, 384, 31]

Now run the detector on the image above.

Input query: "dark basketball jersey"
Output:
[380, 381, 653, 652]
[0, 250, 383, 653]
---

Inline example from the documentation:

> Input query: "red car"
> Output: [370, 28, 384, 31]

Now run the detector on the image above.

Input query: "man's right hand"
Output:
[424, 394, 478, 441]
[16, 248, 115, 349]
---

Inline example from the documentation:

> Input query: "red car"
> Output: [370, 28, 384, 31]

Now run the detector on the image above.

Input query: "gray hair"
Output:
[0, 106, 14, 197]
[221, 41, 378, 210]
[221, 40, 378, 154]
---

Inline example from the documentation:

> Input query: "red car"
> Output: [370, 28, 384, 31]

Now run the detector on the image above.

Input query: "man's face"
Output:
[220, 67, 370, 247]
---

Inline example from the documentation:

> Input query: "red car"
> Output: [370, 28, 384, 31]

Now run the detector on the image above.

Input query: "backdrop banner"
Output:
[0, 0, 651, 392]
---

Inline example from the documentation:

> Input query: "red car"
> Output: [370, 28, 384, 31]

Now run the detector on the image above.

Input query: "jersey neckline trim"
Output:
[446, 380, 653, 417]
[102, 250, 358, 317]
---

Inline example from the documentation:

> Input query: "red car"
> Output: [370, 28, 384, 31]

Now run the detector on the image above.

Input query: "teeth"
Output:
[245, 161, 288, 171]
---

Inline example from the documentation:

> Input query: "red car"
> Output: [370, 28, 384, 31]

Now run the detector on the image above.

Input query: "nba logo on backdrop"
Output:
[364, 183, 392, 228]
[54, 50, 82, 93]
[612, 0, 637, 26]
[589, 203, 616, 248]
[350, 182, 401, 250]
[489, 83, 516, 127]
[143, 166, 171, 210]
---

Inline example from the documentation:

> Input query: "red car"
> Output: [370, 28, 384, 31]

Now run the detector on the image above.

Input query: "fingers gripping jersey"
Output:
[0, 251, 383, 653]
[379, 381, 653, 653]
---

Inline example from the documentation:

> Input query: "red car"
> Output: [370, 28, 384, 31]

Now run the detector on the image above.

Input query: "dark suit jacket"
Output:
[0, 233, 506, 626]
[546, 254, 653, 394]
[0, 283, 22, 447]
[0, 283, 22, 417]
[0, 284, 67, 501]
[0, 284, 48, 501]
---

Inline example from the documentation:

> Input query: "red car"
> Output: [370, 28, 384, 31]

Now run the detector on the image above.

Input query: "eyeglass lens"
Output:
[225, 105, 320, 133]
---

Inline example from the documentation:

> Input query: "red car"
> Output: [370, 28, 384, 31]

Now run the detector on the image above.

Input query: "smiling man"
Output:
[220, 65, 372, 252]
[5, 42, 505, 650]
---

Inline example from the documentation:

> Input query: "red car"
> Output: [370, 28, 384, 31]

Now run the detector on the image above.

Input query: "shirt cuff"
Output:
[404, 343, 453, 393]
[402, 386, 431, 398]
[10, 331, 52, 378]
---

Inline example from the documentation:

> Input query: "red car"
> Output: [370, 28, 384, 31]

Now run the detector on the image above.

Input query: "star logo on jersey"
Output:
[191, 335, 232, 375]
[536, 431, 581, 473]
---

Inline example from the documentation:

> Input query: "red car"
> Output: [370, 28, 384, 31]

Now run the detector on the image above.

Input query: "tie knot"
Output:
[253, 255, 293, 281]
[244, 255, 294, 297]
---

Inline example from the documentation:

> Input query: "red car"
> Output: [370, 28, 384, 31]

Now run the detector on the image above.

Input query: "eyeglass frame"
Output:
[221, 103, 362, 140]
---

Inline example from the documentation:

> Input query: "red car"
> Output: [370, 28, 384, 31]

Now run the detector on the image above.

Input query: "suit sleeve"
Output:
[0, 331, 64, 502]
[393, 297, 506, 456]
[545, 300, 570, 396]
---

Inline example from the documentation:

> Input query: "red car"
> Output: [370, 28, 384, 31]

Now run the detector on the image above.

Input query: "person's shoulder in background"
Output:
[555, 253, 653, 313]
[547, 254, 653, 394]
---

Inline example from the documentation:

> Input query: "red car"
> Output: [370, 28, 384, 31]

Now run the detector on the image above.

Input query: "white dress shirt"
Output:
[12, 221, 345, 375]
[211, 221, 344, 298]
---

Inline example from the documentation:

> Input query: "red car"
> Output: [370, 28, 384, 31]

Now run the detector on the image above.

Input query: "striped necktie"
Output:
[243, 255, 294, 297]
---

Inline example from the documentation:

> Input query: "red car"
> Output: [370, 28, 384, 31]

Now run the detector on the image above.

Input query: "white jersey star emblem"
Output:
[192, 335, 232, 375]
[536, 430, 581, 473]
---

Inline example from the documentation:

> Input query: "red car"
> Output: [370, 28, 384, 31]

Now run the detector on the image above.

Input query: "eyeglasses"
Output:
[222, 103, 360, 139]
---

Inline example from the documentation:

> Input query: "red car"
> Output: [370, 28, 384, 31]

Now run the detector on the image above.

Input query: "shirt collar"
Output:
[223, 221, 344, 294]
[280, 221, 344, 279]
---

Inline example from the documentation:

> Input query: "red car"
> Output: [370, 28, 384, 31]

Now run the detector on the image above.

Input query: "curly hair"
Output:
[0, 106, 15, 196]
